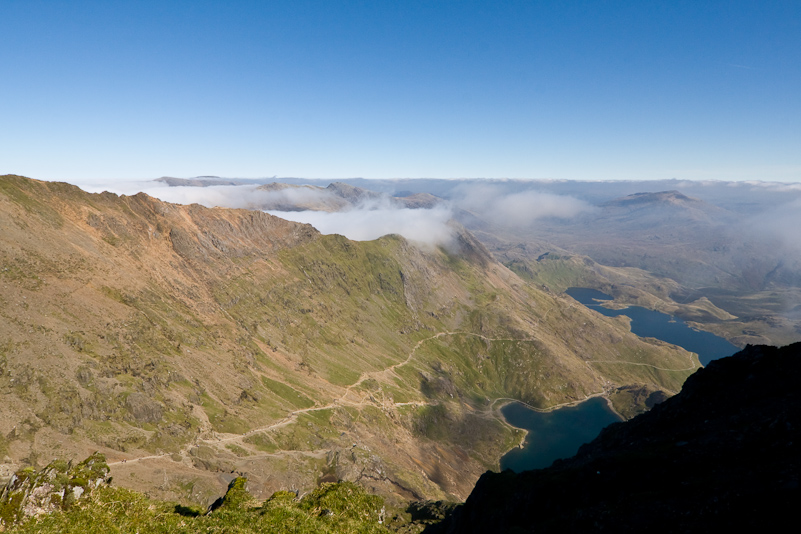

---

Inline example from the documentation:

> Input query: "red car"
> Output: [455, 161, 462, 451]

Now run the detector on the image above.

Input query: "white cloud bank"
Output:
[73, 179, 593, 247]
[748, 198, 801, 252]
[77, 181, 287, 210]
[267, 204, 456, 247]
[75, 179, 458, 247]
[452, 183, 595, 227]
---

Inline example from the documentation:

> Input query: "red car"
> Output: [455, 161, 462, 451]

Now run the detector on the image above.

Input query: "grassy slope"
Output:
[8, 481, 394, 534]
[0, 175, 696, 505]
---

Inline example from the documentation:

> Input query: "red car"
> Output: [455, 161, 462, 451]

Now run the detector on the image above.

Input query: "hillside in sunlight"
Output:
[0, 175, 696, 507]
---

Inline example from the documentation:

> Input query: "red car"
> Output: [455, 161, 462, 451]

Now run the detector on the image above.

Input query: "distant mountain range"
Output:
[155, 177, 801, 347]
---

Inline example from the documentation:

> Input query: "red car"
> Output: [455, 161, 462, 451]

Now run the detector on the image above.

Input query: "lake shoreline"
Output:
[492, 285, 739, 474]
[496, 396, 624, 473]
[493, 394, 625, 471]
[565, 287, 739, 366]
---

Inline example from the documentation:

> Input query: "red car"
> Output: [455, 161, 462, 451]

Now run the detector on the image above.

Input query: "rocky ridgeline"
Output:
[0, 453, 110, 526]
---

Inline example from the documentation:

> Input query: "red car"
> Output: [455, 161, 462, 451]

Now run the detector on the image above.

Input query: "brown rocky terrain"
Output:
[1, 175, 697, 507]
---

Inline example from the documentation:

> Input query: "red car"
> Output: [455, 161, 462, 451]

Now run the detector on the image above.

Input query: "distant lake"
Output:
[500, 397, 621, 472]
[499, 287, 740, 473]
[565, 287, 739, 366]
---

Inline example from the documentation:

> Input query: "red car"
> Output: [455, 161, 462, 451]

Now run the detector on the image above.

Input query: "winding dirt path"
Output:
[108, 330, 696, 467]
[586, 357, 699, 372]
[109, 332, 453, 466]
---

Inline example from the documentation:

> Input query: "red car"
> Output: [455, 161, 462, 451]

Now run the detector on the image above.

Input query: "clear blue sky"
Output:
[2, 0, 799, 182]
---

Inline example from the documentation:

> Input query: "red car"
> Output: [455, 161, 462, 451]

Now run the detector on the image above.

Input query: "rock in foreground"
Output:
[0, 453, 109, 526]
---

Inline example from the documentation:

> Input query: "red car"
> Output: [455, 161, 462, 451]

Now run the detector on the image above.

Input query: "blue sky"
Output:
[1, 0, 799, 182]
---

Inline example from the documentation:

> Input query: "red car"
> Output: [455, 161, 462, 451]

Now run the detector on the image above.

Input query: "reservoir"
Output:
[499, 287, 739, 473]
[564, 287, 739, 366]
[500, 397, 621, 472]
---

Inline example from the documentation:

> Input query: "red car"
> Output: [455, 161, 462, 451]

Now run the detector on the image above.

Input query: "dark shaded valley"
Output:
[432, 343, 801, 532]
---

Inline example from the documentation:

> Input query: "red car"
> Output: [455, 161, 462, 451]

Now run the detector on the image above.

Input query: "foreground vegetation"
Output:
[6, 479, 399, 534]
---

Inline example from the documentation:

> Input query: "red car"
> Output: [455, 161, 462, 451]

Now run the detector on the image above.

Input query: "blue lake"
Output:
[564, 287, 739, 366]
[499, 397, 622, 472]
[499, 287, 740, 473]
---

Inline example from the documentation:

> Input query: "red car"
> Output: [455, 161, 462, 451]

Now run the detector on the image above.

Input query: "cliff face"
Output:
[437, 343, 801, 532]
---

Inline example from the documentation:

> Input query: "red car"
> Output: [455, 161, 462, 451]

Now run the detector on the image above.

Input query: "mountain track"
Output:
[109, 330, 696, 467]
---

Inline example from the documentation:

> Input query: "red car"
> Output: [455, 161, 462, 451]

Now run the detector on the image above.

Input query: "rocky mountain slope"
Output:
[435, 342, 801, 532]
[147, 177, 801, 348]
[1, 175, 696, 506]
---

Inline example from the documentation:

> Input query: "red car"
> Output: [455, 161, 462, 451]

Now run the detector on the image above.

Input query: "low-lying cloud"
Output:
[76, 180, 266, 208]
[748, 198, 801, 252]
[452, 183, 595, 227]
[82, 182, 345, 212]
[268, 203, 456, 247]
[75, 179, 594, 246]
[254, 185, 347, 211]
[75, 179, 457, 247]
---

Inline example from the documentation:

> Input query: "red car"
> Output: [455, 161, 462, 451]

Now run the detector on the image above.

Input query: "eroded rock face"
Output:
[125, 392, 164, 423]
[435, 343, 801, 533]
[0, 452, 109, 526]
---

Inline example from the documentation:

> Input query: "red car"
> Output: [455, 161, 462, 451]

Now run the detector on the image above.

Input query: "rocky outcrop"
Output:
[326, 182, 386, 205]
[434, 343, 801, 532]
[0, 453, 110, 526]
[206, 476, 253, 514]
[125, 392, 164, 423]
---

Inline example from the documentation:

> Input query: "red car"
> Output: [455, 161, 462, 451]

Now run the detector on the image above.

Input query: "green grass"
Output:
[199, 393, 250, 434]
[243, 432, 279, 453]
[8, 481, 394, 534]
[225, 444, 251, 457]
[504, 255, 602, 292]
[0, 176, 65, 228]
[261, 377, 316, 409]
[212, 234, 439, 388]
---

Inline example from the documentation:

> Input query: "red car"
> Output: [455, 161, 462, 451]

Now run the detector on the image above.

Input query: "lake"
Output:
[564, 287, 739, 366]
[499, 287, 740, 473]
[499, 397, 622, 472]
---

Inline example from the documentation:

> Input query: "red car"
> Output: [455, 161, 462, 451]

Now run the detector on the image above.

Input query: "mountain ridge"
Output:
[1, 174, 697, 506]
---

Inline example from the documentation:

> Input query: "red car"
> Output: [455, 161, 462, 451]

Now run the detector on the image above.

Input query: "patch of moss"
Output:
[225, 444, 250, 457]
[243, 432, 278, 453]
[261, 376, 315, 409]
[211, 476, 253, 511]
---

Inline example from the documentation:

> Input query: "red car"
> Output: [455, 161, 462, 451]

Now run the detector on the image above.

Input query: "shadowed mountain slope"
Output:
[435, 342, 801, 532]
